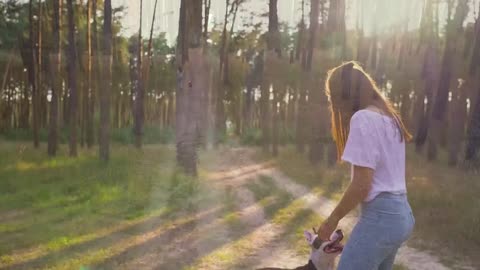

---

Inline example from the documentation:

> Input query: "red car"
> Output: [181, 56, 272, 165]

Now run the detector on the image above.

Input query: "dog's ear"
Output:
[304, 230, 314, 245]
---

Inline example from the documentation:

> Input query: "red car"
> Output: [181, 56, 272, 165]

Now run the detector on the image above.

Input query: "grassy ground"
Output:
[0, 140, 221, 269]
[1, 139, 476, 269]
[267, 145, 480, 269]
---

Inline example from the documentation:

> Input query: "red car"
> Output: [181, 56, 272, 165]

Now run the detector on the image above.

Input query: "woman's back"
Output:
[341, 109, 406, 202]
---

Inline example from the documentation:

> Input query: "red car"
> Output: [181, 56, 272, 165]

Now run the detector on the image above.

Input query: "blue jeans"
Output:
[337, 193, 415, 270]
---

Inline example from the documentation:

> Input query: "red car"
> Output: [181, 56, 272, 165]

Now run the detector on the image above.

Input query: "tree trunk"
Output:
[428, 0, 468, 160]
[176, 0, 205, 176]
[268, 0, 281, 155]
[448, 81, 467, 166]
[28, 0, 39, 148]
[215, 0, 229, 142]
[67, 0, 78, 157]
[99, 0, 112, 161]
[134, 0, 145, 148]
[87, 0, 97, 148]
[203, 0, 211, 42]
[307, 0, 323, 164]
[465, 81, 480, 163]
[48, 0, 62, 156]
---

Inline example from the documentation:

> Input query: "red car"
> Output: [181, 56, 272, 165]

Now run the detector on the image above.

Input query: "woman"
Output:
[317, 61, 415, 270]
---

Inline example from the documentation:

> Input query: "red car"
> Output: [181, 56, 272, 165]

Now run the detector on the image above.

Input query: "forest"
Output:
[0, 0, 479, 269]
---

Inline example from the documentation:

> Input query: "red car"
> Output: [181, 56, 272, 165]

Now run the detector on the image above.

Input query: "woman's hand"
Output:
[317, 215, 340, 241]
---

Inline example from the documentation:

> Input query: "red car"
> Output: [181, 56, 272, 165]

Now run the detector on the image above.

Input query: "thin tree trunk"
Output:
[215, 0, 229, 142]
[67, 0, 78, 157]
[134, 0, 145, 148]
[268, 0, 281, 156]
[99, 0, 112, 161]
[307, 0, 324, 164]
[86, 0, 97, 147]
[465, 81, 480, 163]
[48, 0, 61, 156]
[37, 0, 45, 130]
[428, 0, 468, 160]
[465, 5, 480, 163]
[448, 81, 467, 166]
[203, 0, 211, 42]
[29, 0, 39, 148]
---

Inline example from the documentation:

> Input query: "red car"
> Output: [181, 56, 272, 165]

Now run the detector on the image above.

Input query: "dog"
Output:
[257, 229, 344, 270]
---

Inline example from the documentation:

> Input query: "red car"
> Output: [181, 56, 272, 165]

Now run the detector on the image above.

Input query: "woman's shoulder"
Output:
[351, 109, 377, 124]
[350, 109, 390, 132]
[352, 109, 391, 122]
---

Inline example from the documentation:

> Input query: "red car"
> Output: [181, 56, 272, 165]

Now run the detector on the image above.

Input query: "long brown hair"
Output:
[325, 61, 412, 160]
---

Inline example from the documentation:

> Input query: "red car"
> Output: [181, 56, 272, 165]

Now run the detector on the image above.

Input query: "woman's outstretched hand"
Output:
[317, 215, 340, 241]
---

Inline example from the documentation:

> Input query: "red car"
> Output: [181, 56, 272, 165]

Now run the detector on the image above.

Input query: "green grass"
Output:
[264, 145, 480, 269]
[0, 141, 211, 269]
[0, 126, 175, 145]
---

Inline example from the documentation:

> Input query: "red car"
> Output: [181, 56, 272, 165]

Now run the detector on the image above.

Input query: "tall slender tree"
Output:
[267, 0, 281, 156]
[215, 0, 230, 142]
[465, 5, 480, 163]
[296, 0, 308, 153]
[85, 0, 93, 148]
[176, 0, 205, 175]
[99, 0, 112, 161]
[203, 0, 211, 42]
[428, 0, 469, 160]
[87, 0, 97, 148]
[134, 0, 145, 148]
[66, 0, 78, 156]
[28, 0, 39, 148]
[48, 0, 62, 156]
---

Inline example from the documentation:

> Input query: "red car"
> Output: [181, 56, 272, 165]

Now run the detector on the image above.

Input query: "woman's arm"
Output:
[317, 165, 374, 240]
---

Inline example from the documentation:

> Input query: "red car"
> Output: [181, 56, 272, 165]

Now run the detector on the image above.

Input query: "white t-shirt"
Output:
[341, 109, 407, 202]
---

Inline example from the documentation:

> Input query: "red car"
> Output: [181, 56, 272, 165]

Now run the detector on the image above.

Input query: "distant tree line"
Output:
[1, 0, 479, 175]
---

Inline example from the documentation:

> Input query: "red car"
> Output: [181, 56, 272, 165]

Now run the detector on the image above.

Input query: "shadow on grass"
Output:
[92, 175, 295, 269]
[1, 206, 227, 270]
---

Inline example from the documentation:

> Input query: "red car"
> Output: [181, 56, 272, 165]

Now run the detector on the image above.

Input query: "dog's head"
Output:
[304, 229, 344, 269]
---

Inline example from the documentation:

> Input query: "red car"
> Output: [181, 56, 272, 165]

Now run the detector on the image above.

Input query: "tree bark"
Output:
[48, 0, 62, 156]
[99, 0, 112, 161]
[448, 81, 467, 166]
[268, 0, 281, 155]
[29, 0, 39, 148]
[67, 0, 78, 157]
[307, 0, 324, 164]
[87, 0, 97, 148]
[176, 0, 205, 176]
[428, 0, 469, 160]
[134, 0, 146, 148]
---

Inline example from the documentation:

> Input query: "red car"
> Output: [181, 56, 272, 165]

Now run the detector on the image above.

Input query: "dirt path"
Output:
[205, 147, 462, 270]
[89, 147, 468, 270]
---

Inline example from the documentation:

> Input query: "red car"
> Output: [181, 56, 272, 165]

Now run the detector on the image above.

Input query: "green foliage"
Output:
[166, 171, 200, 211]
[0, 1, 28, 49]
[1, 126, 175, 145]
